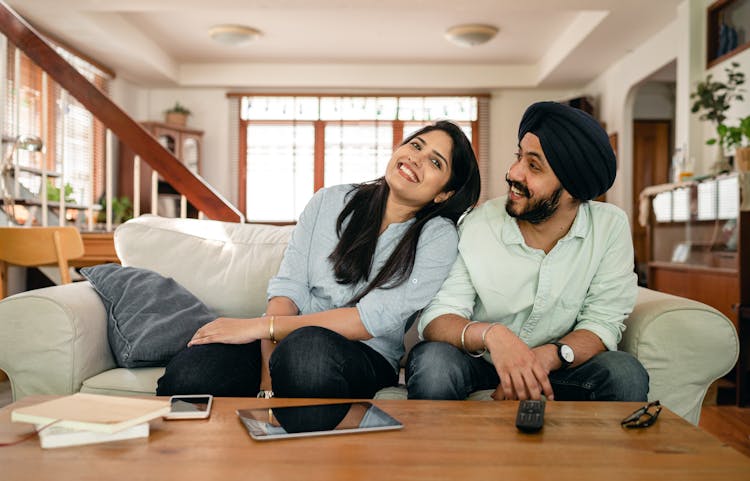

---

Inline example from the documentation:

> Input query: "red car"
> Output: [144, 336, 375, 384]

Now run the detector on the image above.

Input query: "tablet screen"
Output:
[237, 402, 402, 440]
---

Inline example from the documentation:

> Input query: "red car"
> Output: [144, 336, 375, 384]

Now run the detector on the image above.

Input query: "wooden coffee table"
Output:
[2, 397, 749, 480]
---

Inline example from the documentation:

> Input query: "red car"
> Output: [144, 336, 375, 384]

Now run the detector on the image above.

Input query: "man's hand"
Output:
[485, 325, 555, 401]
[188, 317, 263, 346]
[531, 344, 559, 374]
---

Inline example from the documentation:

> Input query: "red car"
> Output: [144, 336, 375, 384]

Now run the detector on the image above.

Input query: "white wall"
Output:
[111, 82, 573, 206]
[109, 84, 235, 203]
[633, 82, 676, 121]
[144, 89, 233, 201]
[697, 47, 750, 168]
[583, 12, 681, 218]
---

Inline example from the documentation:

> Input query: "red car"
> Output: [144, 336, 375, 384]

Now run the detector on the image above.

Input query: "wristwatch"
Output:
[552, 342, 574, 369]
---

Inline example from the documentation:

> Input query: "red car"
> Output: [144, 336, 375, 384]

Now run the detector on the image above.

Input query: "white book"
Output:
[37, 422, 150, 449]
[11, 393, 170, 434]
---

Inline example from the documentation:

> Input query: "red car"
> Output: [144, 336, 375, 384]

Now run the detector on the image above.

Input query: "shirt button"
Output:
[411, 278, 418, 284]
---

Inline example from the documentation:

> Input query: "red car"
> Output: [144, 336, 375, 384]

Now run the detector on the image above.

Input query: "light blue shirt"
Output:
[268, 184, 459, 370]
[418, 196, 637, 354]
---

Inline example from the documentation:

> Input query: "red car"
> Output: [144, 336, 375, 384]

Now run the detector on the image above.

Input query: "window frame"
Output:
[237, 94, 485, 222]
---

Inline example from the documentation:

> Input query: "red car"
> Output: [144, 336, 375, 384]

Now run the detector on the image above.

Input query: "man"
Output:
[406, 101, 648, 402]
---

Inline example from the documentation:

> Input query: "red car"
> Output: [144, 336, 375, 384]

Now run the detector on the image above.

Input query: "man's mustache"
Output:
[505, 175, 530, 198]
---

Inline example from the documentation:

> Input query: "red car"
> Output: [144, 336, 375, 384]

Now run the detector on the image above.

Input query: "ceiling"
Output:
[7, 0, 682, 89]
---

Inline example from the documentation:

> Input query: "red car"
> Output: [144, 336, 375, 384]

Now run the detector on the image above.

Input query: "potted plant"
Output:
[164, 102, 191, 127]
[46, 179, 75, 204]
[727, 115, 750, 172]
[97, 196, 133, 225]
[690, 61, 745, 173]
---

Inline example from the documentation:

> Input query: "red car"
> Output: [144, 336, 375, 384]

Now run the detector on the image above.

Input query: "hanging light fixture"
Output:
[444, 24, 499, 48]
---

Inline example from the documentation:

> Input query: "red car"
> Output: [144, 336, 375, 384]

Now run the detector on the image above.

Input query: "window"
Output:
[2, 41, 110, 225]
[239, 95, 482, 222]
[245, 122, 315, 222]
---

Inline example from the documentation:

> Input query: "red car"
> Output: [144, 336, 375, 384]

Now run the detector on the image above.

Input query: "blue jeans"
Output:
[156, 326, 397, 398]
[406, 341, 649, 401]
[270, 326, 397, 398]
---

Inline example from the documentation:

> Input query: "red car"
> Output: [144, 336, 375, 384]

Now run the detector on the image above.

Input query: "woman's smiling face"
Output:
[384, 129, 454, 209]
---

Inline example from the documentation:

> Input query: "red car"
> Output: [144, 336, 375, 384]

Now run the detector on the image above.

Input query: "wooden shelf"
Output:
[13, 165, 61, 177]
[644, 173, 747, 406]
[648, 260, 738, 276]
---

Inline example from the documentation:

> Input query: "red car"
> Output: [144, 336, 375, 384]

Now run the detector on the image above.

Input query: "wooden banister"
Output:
[0, 1, 244, 223]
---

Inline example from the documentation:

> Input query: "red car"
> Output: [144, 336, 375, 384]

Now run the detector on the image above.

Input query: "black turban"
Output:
[518, 101, 616, 201]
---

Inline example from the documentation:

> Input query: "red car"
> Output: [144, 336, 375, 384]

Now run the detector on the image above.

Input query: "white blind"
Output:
[2, 42, 110, 225]
[717, 176, 738, 220]
[245, 122, 315, 221]
[671, 187, 690, 222]
[697, 180, 717, 221]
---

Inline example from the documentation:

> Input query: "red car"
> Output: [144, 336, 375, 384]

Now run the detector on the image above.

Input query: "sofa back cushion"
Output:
[115, 215, 294, 318]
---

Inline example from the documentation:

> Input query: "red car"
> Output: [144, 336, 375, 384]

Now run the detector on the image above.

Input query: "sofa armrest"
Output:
[0, 282, 115, 402]
[620, 287, 738, 425]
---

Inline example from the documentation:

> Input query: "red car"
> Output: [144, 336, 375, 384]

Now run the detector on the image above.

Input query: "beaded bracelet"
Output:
[460, 320, 486, 358]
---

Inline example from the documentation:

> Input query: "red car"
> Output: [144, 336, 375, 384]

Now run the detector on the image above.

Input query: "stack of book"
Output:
[11, 393, 170, 449]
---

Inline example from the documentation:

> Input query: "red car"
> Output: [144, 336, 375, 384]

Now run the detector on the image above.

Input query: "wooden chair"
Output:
[0, 226, 85, 300]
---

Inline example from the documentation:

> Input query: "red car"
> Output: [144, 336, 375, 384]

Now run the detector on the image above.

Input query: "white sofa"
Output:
[0, 215, 739, 425]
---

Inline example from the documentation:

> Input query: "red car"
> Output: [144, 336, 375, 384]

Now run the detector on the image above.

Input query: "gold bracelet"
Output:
[269, 315, 277, 344]
[460, 321, 486, 358]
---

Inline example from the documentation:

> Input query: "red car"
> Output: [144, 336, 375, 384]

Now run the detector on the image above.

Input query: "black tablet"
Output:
[237, 401, 403, 441]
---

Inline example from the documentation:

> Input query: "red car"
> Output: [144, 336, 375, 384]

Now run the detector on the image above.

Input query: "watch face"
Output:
[560, 344, 574, 363]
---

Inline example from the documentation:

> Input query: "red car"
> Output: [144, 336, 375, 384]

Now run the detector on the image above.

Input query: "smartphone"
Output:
[165, 395, 213, 419]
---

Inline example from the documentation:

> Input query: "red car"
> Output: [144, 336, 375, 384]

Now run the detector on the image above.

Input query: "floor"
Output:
[0, 380, 747, 457]
[700, 405, 750, 458]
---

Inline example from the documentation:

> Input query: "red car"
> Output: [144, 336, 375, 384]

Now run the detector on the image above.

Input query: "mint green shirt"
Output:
[418, 196, 637, 353]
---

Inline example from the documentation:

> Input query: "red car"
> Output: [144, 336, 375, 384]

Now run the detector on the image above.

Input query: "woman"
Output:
[157, 120, 481, 399]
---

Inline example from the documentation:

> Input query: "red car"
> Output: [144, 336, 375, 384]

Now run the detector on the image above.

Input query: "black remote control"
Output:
[515, 399, 545, 433]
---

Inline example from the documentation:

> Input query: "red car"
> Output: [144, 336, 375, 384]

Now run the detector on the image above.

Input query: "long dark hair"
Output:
[328, 120, 481, 304]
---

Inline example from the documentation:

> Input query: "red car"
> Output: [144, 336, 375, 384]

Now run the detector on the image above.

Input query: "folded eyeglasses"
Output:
[621, 400, 662, 429]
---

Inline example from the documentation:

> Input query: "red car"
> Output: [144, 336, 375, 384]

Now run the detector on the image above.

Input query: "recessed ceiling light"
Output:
[444, 24, 498, 48]
[208, 24, 262, 46]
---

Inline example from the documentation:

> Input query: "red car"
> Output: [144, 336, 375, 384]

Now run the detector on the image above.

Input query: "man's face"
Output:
[505, 133, 567, 224]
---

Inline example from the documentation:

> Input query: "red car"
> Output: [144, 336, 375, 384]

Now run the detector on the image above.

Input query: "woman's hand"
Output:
[188, 317, 265, 347]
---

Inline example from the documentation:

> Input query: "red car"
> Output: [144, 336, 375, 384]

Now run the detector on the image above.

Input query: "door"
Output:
[632, 120, 671, 285]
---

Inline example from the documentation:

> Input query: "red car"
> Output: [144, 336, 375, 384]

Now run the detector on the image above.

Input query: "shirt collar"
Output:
[500, 200, 590, 246]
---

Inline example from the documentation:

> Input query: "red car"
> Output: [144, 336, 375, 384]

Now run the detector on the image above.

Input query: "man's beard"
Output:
[505, 177, 563, 224]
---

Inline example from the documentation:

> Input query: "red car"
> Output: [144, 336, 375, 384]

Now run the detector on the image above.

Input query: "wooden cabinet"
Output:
[644, 172, 748, 404]
[118, 122, 203, 218]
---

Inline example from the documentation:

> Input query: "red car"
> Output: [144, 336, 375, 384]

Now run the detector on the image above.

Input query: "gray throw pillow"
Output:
[81, 263, 216, 368]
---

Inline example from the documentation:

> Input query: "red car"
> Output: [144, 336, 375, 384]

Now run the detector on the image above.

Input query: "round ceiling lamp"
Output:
[208, 24, 263, 46]
[444, 24, 498, 48]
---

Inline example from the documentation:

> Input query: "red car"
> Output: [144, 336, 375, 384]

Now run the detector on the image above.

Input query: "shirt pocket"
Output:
[544, 294, 584, 340]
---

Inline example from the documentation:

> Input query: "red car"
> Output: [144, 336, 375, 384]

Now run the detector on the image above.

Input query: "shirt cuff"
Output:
[267, 281, 308, 313]
[573, 321, 621, 352]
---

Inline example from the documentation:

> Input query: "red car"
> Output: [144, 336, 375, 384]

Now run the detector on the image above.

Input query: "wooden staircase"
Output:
[0, 0, 244, 225]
